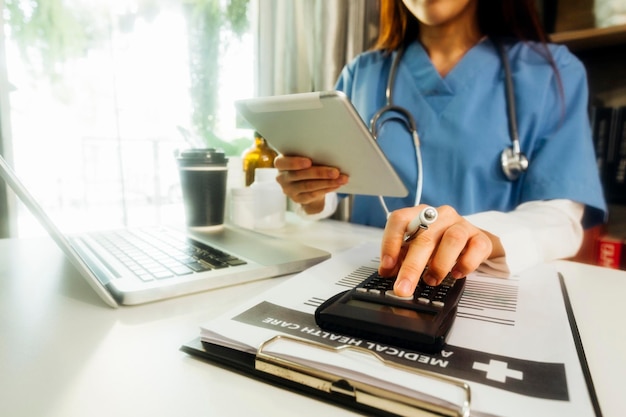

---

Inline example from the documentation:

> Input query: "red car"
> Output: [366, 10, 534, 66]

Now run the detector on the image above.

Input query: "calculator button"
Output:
[369, 289, 382, 295]
[356, 287, 368, 293]
[418, 290, 432, 299]
[417, 297, 430, 304]
[384, 290, 413, 301]
[432, 300, 445, 308]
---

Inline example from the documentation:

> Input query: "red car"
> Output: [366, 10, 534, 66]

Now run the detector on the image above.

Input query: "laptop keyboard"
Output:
[90, 228, 247, 282]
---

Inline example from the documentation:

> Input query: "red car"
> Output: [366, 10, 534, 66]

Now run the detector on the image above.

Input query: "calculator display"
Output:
[345, 299, 436, 321]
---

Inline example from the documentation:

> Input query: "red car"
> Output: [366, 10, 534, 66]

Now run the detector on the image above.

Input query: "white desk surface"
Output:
[0, 217, 623, 417]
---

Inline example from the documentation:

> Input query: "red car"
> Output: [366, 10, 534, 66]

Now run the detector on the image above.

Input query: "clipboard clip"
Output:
[256, 335, 471, 417]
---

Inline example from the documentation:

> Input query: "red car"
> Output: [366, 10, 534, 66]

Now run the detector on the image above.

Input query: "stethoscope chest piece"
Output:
[500, 145, 529, 181]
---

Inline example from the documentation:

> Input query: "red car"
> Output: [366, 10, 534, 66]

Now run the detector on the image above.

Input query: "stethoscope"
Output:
[369, 40, 528, 218]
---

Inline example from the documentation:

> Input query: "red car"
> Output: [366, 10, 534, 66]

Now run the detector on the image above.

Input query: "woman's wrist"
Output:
[301, 198, 326, 215]
[294, 192, 338, 221]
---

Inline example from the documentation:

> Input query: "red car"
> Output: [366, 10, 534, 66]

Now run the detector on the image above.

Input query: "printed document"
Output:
[197, 242, 598, 417]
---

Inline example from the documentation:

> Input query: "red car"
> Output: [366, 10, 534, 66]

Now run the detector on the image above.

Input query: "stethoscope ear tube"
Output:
[372, 47, 423, 219]
[497, 41, 529, 181]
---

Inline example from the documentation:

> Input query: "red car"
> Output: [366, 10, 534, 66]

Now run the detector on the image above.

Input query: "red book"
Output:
[596, 235, 625, 269]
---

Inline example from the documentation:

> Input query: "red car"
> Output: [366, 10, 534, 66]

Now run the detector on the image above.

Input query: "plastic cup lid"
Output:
[176, 148, 228, 166]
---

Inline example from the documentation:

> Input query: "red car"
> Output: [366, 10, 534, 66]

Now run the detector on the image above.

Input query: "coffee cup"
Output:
[176, 148, 228, 229]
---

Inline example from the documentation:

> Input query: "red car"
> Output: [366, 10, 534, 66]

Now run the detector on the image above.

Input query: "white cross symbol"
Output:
[472, 359, 524, 383]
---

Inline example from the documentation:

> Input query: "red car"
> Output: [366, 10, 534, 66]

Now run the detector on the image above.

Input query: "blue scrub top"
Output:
[335, 38, 607, 229]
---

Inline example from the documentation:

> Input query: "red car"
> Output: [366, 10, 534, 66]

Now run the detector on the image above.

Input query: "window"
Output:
[2, 0, 254, 236]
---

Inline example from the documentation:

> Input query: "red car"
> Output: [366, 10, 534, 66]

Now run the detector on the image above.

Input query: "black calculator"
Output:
[315, 271, 466, 353]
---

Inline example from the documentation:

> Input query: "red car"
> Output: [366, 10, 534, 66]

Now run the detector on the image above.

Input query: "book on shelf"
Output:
[595, 204, 626, 270]
[590, 105, 613, 185]
[592, 105, 626, 205]
[596, 234, 626, 270]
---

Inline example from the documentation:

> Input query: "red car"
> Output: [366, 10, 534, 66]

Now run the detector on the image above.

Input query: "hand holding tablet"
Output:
[234, 91, 408, 198]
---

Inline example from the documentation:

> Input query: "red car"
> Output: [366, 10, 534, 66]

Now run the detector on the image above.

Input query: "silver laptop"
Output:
[0, 154, 330, 307]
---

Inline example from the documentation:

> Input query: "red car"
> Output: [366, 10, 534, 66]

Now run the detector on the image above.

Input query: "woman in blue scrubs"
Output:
[275, 0, 607, 296]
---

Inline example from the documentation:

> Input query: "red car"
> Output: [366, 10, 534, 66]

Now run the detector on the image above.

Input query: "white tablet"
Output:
[234, 91, 408, 197]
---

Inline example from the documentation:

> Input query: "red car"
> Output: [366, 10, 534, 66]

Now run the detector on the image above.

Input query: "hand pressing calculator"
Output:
[315, 270, 466, 353]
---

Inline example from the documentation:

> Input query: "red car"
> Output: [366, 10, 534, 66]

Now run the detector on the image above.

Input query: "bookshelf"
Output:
[552, 24, 626, 108]
[550, 24, 626, 266]
[550, 24, 626, 52]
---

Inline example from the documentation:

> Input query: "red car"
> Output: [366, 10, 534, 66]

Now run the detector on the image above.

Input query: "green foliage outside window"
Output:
[3, 0, 252, 155]
[183, 0, 252, 155]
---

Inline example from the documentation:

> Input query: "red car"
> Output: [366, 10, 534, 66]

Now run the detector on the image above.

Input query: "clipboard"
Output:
[181, 334, 471, 417]
[180, 261, 604, 417]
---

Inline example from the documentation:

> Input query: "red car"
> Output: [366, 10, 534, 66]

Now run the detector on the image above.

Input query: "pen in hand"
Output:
[403, 206, 438, 245]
